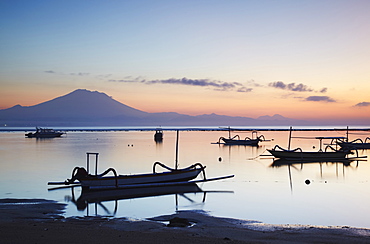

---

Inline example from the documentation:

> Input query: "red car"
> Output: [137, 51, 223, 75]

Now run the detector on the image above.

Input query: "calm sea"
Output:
[1, 126, 369, 228]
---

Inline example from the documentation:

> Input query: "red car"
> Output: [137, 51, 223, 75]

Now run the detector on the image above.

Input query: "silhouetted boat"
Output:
[335, 127, 370, 150]
[267, 127, 352, 161]
[49, 132, 234, 190]
[64, 162, 207, 190]
[25, 127, 64, 138]
[218, 127, 269, 146]
[267, 145, 349, 161]
[49, 153, 233, 190]
[338, 139, 370, 150]
[154, 129, 163, 142]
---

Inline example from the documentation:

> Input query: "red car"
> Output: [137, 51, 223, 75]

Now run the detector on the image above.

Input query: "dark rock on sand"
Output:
[167, 217, 192, 227]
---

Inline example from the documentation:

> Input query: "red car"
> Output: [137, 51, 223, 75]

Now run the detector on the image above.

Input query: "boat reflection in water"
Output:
[67, 183, 231, 216]
[270, 158, 364, 192]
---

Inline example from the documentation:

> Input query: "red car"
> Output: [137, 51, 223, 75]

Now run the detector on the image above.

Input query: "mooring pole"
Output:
[175, 130, 179, 170]
[86, 153, 90, 174]
[95, 153, 98, 176]
[288, 126, 293, 150]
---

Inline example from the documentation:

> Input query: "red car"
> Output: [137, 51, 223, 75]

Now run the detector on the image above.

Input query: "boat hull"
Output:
[267, 149, 348, 160]
[79, 168, 203, 189]
[221, 138, 259, 146]
[338, 142, 370, 150]
[26, 132, 64, 138]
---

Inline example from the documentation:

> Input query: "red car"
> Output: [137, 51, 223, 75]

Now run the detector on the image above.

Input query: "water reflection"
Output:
[270, 159, 362, 192]
[1, 130, 370, 228]
[218, 144, 267, 160]
[65, 184, 232, 217]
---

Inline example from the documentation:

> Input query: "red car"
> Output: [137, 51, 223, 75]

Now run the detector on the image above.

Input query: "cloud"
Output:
[109, 77, 253, 92]
[354, 102, 370, 107]
[305, 96, 336, 102]
[44, 70, 90, 76]
[237, 87, 253, 93]
[269, 81, 326, 93]
[319, 87, 327, 93]
[70, 72, 89, 76]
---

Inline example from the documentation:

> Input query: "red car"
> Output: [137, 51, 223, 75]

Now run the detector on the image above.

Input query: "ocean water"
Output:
[0, 128, 370, 228]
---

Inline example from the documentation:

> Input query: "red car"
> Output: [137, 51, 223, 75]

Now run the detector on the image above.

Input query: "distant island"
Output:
[0, 89, 362, 127]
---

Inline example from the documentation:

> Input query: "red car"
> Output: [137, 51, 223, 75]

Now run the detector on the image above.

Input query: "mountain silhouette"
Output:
[0, 89, 303, 126]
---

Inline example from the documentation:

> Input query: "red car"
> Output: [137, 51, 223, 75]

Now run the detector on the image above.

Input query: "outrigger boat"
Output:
[338, 138, 370, 150]
[335, 127, 370, 150]
[49, 131, 234, 190]
[217, 127, 269, 146]
[266, 127, 360, 161]
[25, 127, 65, 138]
[267, 145, 349, 161]
[49, 153, 233, 190]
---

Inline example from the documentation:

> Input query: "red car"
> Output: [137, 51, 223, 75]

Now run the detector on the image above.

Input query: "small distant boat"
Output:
[25, 127, 65, 138]
[218, 127, 269, 146]
[154, 129, 163, 142]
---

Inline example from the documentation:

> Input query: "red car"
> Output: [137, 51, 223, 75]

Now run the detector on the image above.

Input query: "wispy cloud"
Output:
[44, 70, 111, 79]
[269, 81, 327, 93]
[305, 96, 336, 102]
[354, 102, 370, 107]
[109, 77, 253, 92]
[69, 72, 89, 76]
[44, 70, 89, 76]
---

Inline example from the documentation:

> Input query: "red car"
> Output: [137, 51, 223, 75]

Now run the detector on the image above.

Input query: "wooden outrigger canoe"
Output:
[64, 161, 207, 190]
[48, 131, 234, 190]
[217, 127, 269, 146]
[338, 140, 370, 150]
[48, 154, 233, 190]
[267, 145, 349, 161]
[266, 127, 354, 161]
[335, 127, 370, 150]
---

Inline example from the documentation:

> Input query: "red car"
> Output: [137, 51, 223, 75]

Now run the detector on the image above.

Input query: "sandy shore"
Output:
[1, 199, 370, 244]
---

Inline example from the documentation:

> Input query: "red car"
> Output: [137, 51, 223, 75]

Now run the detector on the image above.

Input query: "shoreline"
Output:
[1, 199, 370, 243]
[2, 128, 370, 133]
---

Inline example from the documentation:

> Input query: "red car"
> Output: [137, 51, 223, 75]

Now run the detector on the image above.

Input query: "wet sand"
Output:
[1, 199, 370, 244]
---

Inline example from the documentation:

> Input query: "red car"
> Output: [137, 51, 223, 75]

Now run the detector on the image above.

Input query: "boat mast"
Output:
[175, 130, 179, 170]
[288, 126, 292, 150]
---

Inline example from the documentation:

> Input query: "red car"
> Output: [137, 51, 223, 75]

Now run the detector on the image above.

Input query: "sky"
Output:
[1, 0, 370, 124]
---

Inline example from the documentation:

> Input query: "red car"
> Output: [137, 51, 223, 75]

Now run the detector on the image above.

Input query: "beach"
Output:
[1, 199, 370, 244]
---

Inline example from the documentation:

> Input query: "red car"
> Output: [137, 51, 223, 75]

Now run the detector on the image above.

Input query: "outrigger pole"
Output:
[86, 152, 99, 175]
